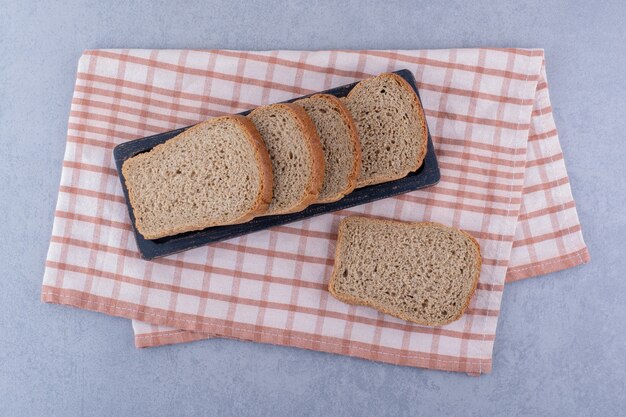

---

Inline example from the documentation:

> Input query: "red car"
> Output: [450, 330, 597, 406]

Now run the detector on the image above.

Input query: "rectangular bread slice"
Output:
[344, 73, 428, 188]
[248, 103, 325, 215]
[295, 94, 361, 204]
[122, 115, 273, 239]
[329, 216, 481, 326]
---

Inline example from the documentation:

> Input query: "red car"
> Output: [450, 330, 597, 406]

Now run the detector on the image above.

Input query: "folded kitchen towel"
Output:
[41, 49, 589, 374]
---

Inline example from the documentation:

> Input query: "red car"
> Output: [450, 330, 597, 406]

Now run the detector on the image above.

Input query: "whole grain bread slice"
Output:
[122, 115, 273, 239]
[329, 216, 481, 326]
[344, 73, 428, 188]
[248, 103, 325, 215]
[295, 94, 361, 204]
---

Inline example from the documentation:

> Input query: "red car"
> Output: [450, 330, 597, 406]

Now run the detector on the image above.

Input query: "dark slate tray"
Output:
[113, 69, 440, 259]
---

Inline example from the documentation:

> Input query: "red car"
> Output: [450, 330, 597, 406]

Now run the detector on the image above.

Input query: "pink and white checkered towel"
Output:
[42, 49, 589, 374]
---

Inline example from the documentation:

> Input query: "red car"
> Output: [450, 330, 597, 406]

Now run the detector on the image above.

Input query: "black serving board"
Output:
[114, 69, 440, 259]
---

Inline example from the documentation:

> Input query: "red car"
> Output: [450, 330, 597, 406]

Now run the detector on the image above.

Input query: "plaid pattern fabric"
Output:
[41, 49, 589, 374]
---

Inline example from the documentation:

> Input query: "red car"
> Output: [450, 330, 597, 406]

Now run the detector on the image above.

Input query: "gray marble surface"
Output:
[1, 1, 624, 416]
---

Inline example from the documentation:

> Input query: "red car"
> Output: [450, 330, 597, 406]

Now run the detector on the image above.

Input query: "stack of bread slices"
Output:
[122, 73, 428, 240]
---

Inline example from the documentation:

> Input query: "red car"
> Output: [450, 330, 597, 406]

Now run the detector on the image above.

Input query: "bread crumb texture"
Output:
[330, 217, 481, 326]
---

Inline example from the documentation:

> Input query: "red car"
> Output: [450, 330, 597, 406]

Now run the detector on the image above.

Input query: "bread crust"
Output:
[302, 94, 362, 204]
[328, 216, 482, 327]
[347, 73, 429, 188]
[122, 115, 273, 239]
[250, 103, 326, 216]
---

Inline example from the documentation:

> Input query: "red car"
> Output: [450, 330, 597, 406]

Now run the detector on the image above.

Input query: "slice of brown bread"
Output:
[344, 73, 428, 188]
[122, 115, 273, 239]
[295, 94, 361, 204]
[248, 103, 325, 215]
[329, 216, 481, 326]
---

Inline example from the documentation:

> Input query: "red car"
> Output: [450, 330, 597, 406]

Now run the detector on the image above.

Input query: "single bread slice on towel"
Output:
[344, 73, 428, 187]
[122, 115, 273, 239]
[329, 216, 481, 326]
[248, 103, 325, 215]
[295, 94, 361, 204]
